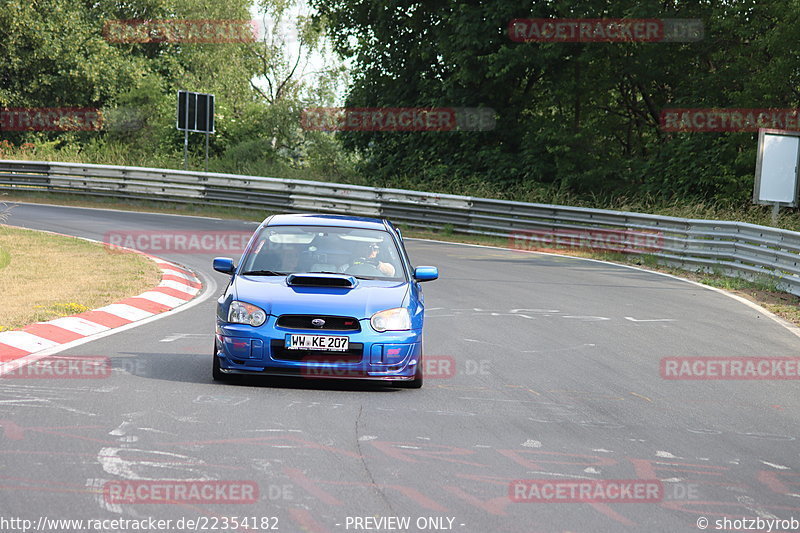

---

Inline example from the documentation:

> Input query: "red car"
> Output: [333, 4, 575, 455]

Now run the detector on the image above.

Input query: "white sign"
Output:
[754, 129, 800, 206]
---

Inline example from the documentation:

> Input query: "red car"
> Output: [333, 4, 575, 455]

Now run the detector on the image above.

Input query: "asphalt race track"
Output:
[2, 202, 800, 533]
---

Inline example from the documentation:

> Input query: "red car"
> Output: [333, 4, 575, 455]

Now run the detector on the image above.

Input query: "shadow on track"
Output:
[109, 352, 406, 393]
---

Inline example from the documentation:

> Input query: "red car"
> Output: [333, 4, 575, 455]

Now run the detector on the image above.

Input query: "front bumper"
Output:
[215, 319, 422, 381]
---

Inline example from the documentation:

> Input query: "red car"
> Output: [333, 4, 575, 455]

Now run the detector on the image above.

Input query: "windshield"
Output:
[240, 225, 405, 281]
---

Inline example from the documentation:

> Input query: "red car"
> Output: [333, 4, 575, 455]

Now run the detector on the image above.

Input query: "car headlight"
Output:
[228, 301, 267, 327]
[370, 307, 411, 332]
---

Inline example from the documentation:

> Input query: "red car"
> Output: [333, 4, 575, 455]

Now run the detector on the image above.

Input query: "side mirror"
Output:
[414, 266, 438, 282]
[213, 257, 235, 274]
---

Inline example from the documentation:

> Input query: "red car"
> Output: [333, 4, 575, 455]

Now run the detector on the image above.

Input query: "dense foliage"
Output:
[1, 0, 799, 205]
[311, 0, 800, 203]
[0, 0, 351, 179]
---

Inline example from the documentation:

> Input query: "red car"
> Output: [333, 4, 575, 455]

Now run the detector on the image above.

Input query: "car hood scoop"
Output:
[286, 273, 358, 288]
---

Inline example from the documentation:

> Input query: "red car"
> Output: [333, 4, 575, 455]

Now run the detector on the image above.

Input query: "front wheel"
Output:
[396, 358, 423, 389]
[212, 342, 228, 382]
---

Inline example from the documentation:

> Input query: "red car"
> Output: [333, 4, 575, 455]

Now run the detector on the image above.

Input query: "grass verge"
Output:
[0, 225, 162, 331]
[3, 190, 799, 328]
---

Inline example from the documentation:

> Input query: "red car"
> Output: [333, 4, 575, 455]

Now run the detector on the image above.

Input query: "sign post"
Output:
[183, 97, 189, 170]
[753, 128, 800, 224]
[177, 91, 215, 171]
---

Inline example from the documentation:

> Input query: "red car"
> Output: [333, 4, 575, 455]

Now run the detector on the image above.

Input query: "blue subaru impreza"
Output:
[212, 214, 438, 388]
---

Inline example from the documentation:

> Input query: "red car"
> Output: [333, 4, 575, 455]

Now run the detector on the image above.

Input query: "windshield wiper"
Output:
[241, 270, 286, 276]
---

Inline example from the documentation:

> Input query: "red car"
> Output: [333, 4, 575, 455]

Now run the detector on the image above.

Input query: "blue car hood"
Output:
[232, 276, 410, 319]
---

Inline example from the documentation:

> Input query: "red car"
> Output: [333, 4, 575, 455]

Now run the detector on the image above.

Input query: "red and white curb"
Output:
[0, 256, 202, 362]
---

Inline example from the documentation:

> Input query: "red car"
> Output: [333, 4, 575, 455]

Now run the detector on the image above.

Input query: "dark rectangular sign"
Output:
[177, 91, 214, 133]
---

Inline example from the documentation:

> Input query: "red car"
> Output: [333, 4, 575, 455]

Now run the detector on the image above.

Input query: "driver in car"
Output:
[279, 244, 301, 272]
[351, 242, 396, 276]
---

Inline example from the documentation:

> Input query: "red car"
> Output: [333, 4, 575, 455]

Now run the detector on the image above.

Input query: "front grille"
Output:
[276, 315, 361, 331]
[270, 340, 363, 363]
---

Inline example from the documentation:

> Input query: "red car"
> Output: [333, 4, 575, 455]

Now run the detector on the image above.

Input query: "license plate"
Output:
[285, 334, 349, 351]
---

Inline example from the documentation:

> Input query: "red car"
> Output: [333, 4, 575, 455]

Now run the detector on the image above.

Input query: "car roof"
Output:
[263, 213, 390, 231]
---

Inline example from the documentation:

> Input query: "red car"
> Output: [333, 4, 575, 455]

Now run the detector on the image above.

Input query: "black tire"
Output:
[212, 342, 228, 382]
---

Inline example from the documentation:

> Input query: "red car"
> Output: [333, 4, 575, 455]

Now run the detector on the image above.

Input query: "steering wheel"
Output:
[344, 261, 383, 276]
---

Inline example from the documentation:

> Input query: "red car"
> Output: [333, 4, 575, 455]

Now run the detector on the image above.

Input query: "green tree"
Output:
[311, 0, 800, 203]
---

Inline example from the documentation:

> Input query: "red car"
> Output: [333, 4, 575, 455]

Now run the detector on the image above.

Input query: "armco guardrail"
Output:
[2, 159, 800, 295]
